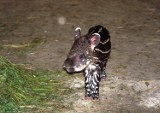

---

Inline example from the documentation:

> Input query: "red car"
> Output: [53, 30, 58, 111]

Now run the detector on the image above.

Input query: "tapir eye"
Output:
[79, 54, 85, 59]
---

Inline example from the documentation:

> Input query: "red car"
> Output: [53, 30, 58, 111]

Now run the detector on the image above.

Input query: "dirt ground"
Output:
[0, 0, 160, 113]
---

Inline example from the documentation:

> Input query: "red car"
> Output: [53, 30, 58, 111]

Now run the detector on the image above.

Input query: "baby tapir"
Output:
[63, 25, 111, 99]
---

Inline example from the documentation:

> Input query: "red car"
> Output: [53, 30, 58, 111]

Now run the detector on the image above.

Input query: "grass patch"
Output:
[0, 23, 8, 31]
[3, 37, 46, 49]
[0, 45, 3, 51]
[1, 37, 46, 57]
[0, 56, 73, 112]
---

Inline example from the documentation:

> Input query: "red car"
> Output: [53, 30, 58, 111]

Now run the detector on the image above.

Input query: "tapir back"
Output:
[88, 25, 111, 62]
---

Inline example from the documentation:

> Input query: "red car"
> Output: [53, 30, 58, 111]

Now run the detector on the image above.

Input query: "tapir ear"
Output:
[74, 27, 81, 39]
[89, 33, 101, 51]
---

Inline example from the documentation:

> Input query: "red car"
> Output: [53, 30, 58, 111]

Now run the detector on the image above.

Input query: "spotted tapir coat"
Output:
[63, 25, 111, 99]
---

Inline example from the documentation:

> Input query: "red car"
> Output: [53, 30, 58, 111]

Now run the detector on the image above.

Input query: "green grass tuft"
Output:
[0, 56, 73, 112]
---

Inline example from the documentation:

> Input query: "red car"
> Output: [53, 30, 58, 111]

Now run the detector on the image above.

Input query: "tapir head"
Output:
[63, 27, 101, 73]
